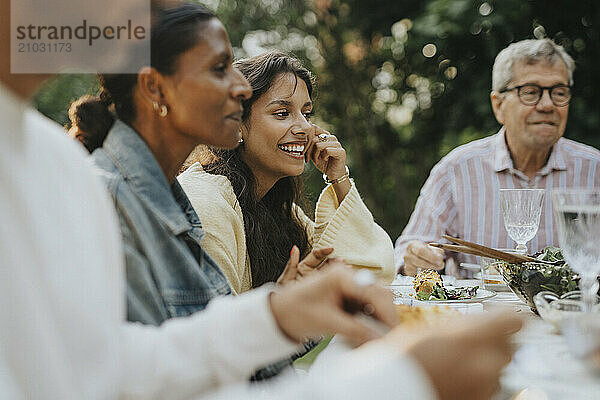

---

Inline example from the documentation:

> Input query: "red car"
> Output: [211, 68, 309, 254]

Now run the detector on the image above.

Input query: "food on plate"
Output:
[413, 269, 479, 301]
[413, 269, 443, 297]
[396, 304, 460, 326]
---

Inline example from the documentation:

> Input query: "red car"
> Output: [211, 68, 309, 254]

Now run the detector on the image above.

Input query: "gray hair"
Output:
[491, 38, 575, 92]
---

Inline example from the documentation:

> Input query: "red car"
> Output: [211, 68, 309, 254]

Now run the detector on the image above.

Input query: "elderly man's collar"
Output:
[494, 127, 567, 175]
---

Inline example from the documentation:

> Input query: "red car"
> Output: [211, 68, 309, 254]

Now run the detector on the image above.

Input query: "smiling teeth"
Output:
[278, 144, 305, 153]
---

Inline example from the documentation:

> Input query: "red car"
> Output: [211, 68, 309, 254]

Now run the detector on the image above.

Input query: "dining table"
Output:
[454, 279, 600, 400]
[313, 275, 600, 399]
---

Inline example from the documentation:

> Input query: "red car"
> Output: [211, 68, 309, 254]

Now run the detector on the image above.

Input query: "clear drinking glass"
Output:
[499, 189, 545, 254]
[552, 189, 600, 312]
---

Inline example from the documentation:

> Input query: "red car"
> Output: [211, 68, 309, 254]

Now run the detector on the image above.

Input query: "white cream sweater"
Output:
[178, 163, 395, 294]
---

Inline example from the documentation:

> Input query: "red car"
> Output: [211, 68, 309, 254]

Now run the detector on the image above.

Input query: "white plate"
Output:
[389, 286, 496, 304]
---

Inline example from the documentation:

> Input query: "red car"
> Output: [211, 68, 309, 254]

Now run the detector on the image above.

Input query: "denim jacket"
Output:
[91, 121, 231, 325]
[91, 121, 311, 380]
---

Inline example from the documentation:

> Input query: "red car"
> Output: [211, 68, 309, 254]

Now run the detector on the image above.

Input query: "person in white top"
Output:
[0, 1, 521, 399]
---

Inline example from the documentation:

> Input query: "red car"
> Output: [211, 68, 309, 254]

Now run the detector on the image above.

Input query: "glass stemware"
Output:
[499, 189, 545, 254]
[552, 189, 600, 312]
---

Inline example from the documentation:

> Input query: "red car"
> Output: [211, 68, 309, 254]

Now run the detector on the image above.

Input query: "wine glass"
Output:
[552, 189, 600, 312]
[499, 189, 545, 254]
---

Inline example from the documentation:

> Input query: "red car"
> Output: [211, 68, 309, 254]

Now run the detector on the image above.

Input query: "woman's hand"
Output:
[306, 124, 351, 202]
[306, 124, 347, 181]
[277, 246, 335, 286]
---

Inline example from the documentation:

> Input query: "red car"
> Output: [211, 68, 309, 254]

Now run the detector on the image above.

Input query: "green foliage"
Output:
[34, 0, 600, 239]
[33, 74, 98, 126]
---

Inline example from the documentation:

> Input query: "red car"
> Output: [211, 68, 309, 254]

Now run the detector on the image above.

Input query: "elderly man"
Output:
[395, 38, 600, 276]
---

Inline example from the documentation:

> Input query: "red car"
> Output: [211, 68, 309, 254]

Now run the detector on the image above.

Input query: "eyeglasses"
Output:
[499, 84, 572, 107]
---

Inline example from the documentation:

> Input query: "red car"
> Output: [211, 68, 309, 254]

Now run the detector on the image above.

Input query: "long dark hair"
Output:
[68, 2, 216, 151]
[192, 51, 314, 287]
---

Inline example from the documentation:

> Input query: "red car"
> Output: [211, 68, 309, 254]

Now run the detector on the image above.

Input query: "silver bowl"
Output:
[495, 260, 578, 312]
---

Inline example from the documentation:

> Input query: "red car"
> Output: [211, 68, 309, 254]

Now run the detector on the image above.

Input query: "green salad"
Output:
[495, 247, 578, 305]
[416, 284, 479, 301]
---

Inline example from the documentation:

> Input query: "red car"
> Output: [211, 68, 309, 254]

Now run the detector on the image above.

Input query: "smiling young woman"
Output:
[178, 51, 395, 294]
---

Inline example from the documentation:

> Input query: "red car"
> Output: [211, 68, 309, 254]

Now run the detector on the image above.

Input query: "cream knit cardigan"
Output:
[178, 163, 395, 294]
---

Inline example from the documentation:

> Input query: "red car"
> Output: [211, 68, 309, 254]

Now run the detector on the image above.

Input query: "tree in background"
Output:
[35, 0, 599, 239]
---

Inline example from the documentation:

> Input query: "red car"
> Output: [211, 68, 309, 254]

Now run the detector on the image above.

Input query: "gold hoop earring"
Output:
[152, 101, 168, 117]
[238, 136, 244, 144]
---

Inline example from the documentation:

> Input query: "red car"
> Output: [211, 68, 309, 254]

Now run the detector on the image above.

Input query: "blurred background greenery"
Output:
[34, 0, 599, 240]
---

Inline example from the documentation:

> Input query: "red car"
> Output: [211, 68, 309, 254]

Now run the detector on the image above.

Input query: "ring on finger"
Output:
[318, 133, 329, 142]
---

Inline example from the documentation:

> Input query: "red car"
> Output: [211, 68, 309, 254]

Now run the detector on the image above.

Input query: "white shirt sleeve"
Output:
[117, 287, 302, 400]
[201, 353, 438, 400]
[0, 347, 24, 400]
[0, 98, 301, 400]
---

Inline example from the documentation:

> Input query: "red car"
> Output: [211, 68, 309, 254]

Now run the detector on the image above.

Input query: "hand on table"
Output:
[270, 264, 397, 344]
[403, 240, 445, 276]
[379, 312, 522, 400]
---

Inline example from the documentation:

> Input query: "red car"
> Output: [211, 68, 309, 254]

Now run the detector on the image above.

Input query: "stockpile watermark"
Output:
[11, 0, 150, 73]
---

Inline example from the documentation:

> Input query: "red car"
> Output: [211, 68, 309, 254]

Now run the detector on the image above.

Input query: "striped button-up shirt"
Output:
[395, 129, 600, 275]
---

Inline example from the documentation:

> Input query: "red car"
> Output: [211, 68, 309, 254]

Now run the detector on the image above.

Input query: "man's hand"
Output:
[403, 240, 445, 276]
[277, 246, 334, 286]
[270, 265, 397, 344]
[382, 312, 522, 400]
